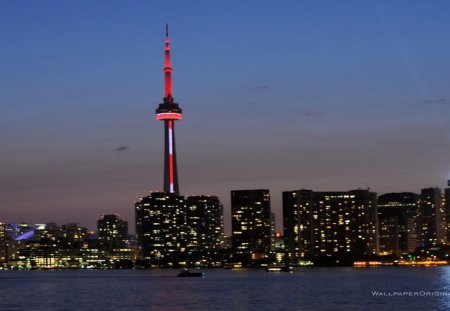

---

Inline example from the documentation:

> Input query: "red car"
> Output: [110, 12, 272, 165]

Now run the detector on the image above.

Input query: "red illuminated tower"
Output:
[155, 25, 182, 194]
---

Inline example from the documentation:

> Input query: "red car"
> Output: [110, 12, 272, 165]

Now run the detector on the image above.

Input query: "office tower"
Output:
[185, 195, 224, 253]
[155, 25, 183, 195]
[135, 192, 187, 265]
[283, 189, 378, 264]
[418, 188, 446, 247]
[231, 190, 272, 266]
[97, 214, 128, 249]
[378, 193, 419, 255]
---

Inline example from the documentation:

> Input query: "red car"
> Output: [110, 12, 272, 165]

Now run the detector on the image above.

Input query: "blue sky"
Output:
[1, 1, 450, 232]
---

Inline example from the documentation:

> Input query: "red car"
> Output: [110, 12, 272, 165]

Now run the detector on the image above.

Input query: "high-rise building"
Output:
[155, 25, 183, 195]
[445, 188, 450, 243]
[97, 215, 134, 263]
[418, 188, 446, 247]
[378, 192, 419, 255]
[283, 189, 378, 264]
[97, 214, 128, 249]
[185, 195, 224, 253]
[135, 192, 187, 265]
[0, 222, 6, 264]
[231, 190, 272, 266]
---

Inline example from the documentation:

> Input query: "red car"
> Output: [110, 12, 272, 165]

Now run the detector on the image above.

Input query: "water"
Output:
[1, 267, 450, 311]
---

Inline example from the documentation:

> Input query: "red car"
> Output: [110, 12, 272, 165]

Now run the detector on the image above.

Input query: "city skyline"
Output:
[1, 1, 450, 232]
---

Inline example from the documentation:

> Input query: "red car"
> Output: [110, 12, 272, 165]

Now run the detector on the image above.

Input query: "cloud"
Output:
[115, 146, 129, 152]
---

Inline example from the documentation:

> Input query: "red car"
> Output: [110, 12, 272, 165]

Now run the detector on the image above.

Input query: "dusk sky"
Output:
[1, 1, 450, 233]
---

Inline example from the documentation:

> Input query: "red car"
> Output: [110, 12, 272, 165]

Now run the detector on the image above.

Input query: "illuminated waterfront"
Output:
[1, 268, 450, 310]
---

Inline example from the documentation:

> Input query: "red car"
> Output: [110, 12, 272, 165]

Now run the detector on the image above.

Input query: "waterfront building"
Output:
[283, 189, 378, 264]
[185, 195, 224, 254]
[418, 188, 446, 247]
[97, 214, 128, 249]
[0, 222, 6, 264]
[34, 223, 60, 242]
[444, 188, 450, 243]
[135, 192, 187, 265]
[231, 189, 272, 266]
[378, 192, 419, 255]
[97, 214, 134, 262]
[60, 223, 87, 242]
[3, 223, 33, 264]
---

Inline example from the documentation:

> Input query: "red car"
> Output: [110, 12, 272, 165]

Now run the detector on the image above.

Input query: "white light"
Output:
[168, 127, 173, 155]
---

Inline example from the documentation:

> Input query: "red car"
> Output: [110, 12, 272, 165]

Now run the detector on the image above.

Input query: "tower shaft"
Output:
[163, 119, 179, 194]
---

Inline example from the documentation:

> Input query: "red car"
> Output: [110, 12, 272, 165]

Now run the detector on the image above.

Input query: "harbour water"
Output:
[1, 267, 450, 311]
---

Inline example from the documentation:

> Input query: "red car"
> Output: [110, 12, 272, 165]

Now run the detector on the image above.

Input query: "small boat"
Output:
[266, 266, 294, 273]
[177, 269, 204, 277]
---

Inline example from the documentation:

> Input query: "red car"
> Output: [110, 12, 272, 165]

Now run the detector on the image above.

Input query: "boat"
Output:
[177, 269, 204, 277]
[266, 266, 294, 273]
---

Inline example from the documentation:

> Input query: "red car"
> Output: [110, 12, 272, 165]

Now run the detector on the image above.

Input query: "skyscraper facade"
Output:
[445, 188, 450, 243]
[231, 190, 272, 266]
[97, 214, 128, 249]
[0, 222, 6, 264]
[418, 188, 446, 247]
[135, 192, 187, 265]
[378, 192, 419, 255]
[185, 195, 224, 252]
[283, 189, 378, 264]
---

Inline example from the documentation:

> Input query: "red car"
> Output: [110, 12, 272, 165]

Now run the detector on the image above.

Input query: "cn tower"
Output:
[155, 25, 182, 195]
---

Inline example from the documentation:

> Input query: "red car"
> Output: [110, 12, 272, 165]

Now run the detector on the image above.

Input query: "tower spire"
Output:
[164, 24, 172, 101]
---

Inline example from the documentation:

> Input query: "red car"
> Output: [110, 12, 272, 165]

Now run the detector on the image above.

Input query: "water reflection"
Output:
[0, 268, 449, 310]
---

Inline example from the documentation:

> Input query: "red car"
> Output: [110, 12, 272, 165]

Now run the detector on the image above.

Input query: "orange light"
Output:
[156, 113, 182, 120]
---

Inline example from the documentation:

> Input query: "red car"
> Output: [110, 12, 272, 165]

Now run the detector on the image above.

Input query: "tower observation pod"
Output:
[155, 24, 182, 195]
